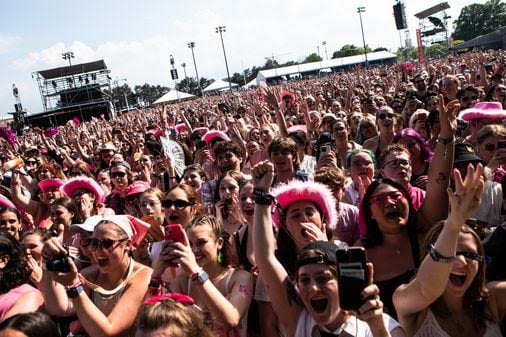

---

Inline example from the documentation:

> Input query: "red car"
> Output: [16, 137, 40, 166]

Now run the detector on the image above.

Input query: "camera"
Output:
[46, 245, 71, 273]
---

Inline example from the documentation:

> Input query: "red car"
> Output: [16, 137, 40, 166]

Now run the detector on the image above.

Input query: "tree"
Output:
[425, 44, 449, 58]
[177, 77, 213, 96]
[134, 83, 169, 106]
[452, 0, 506, 41]
[111, 84, 136, 110]
[302, 53, 323, 63]
[332, 44, 372, 59]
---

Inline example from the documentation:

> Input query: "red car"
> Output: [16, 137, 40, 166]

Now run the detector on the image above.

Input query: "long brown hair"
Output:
[423, 222, 493, 330]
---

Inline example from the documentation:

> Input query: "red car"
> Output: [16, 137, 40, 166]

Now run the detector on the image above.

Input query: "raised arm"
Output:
[394, 164, 484, 335]
[251, 160, 302, 335]
[417, 96, 457, 230]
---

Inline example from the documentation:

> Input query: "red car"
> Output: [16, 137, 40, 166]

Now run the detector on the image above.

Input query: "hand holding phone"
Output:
[164, 224, 186, 244]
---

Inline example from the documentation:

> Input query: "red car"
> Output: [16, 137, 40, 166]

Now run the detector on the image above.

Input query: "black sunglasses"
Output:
[161, 199, 194, 209]
[461, 96, 478, 102]
[456, 250, 485, 262]
[89, 238, 127, 251]
[110, 171, 127, 178]
[378, 113, 394, 120]
[79, 238, 92, 248]
[26, 161, 37, 165]
[484, 143, 496, 152]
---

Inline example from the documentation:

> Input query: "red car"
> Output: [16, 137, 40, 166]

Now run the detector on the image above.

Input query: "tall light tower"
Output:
[357, 7, 369, 68]
[181, 63, 187, 78]
[62, 51, 74, 66]
[187, 42, 202, 95]
[215, 26, 232, 91]
[322, 41, 328, 60]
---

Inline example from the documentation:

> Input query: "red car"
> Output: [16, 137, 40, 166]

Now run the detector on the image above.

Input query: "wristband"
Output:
[436, 135, 455, 160]
[253, 188, 275, 205]
[428, 244, 454, 263]
[65, 279, 84, 299]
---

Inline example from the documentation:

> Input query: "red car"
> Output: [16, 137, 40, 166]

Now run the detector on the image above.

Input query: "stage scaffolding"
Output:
[30, 60, 115, 127]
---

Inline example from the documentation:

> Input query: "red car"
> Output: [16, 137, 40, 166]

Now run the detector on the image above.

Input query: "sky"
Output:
[0, 0, 485, 117]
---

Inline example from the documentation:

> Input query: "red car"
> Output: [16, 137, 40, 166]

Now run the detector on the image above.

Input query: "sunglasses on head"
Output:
[378, 113, 394, 120]
[110, 171, 127, 178]
[371, 191, 404, 205]
[89, 238, 127, 251]
[161, 199, 194, 209]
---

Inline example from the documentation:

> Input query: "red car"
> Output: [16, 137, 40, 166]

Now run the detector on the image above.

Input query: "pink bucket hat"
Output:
[0, 195, 15, 209]
[126, 180, 151, 197]
[39, 179, 64, 194]
[271, 180, 337, 230]
[63, 177, 105, 203]
[459, 102, 506, 122]
[202, 130, 230, 146]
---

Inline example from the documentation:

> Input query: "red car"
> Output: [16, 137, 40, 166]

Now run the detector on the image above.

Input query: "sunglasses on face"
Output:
[371, 191, 404, 205]
[484, 143, 496, 152]
[361, 124, 373, 130]
[71, 171, 83, 177]
[383, 158, 411, 169]
[89, 238, 127, 251]
[461, 95, 478, 102]
[161, 199, 194, 209]
[455, 250, 485, 262]
[26, 161, 37, 166]
[110, 171, 127, 178]
[378, 113, 394, 120]
[38, 169, 50, 174]
[79, 238, 92, 248]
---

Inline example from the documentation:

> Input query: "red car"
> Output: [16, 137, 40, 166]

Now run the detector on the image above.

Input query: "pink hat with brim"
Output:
[287, 125, 307, 133]
[100, 215, 150, 245]
[39, 179, 64, 194]
[459, 102, 506, 122]
[0, 195, 15, 209]
[271, 180, 337, 230]
[280, 91, 295, 104]
[174, 124, 187, 134]
[202, 130, 230, 146]
[63, 177, 105, 203]
[126, 180, 151, 197]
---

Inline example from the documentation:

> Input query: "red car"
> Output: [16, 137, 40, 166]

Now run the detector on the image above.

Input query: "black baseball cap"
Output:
[296, 241, 338, 269]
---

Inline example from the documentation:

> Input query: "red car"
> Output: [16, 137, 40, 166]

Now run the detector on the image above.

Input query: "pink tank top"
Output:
[0, 284, 41, 320]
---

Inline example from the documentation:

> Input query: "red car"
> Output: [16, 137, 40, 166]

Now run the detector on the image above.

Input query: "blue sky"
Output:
[0, 0, 484, 117]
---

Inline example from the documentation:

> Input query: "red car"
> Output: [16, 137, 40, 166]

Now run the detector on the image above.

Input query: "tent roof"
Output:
[452, 26, 506, 50]
[257, 51, 397, 79]
[37, 60, 107, 80]
[202, 79, 239, 92]
[153, 90, 196, 104]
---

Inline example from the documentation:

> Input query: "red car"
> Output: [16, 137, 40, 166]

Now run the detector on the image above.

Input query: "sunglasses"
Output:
[89, 238, 127, 251]
[484, 143, 496, 152]
[110, 171, 127, 178]
[378, 113, 394, 120]
[455, 250, 485, 262]
[38, 169, 50, 174]
[161, 199, 194, 209]
[461, 95, 478, 102]
[371, 191, 404, 205]
[71, 171, 83, 177]
[79, 238, 92, 248]
[26, 161, 37, 166]
[383, 159, 411, 169]
[361, 124, 373, 130]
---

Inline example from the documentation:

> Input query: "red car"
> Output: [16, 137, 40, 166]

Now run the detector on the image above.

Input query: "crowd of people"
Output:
[0, 48, 505, 337]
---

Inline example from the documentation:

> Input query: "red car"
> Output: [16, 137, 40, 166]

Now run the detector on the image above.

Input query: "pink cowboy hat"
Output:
[459, 102, 506, 122]
[174, 123, 188, 134]
[126, 180, 151, 197]
[39, 179, 64, 194]
[271, 180, 337, 230]
[280, 91, 296, 104]
[0, 194, 16, 209]
[63, 177, 105, 203]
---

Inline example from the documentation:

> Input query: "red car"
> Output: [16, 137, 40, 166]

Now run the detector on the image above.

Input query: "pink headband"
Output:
[143, 292, 195, 306]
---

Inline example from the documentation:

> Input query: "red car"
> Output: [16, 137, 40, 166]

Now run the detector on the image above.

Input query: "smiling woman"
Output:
[40, 215, 153, 337]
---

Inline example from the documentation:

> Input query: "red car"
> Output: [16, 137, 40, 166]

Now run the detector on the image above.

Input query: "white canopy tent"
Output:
[202, 79, 239, 93]
[153, 90, 196, 104]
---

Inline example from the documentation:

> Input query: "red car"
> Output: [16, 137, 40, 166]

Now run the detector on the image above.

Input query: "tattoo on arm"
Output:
[436, 172, 447, 185]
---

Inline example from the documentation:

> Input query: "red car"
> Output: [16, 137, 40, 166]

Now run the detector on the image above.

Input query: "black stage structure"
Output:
[30, 60, 115, 127]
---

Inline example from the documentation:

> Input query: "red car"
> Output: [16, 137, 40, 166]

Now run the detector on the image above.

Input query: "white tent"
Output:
[202, 79, 239, 93]
[153, 90, 196, 104]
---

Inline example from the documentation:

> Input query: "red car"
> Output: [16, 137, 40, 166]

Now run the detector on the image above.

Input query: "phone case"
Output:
[336, 247, 369, 311]
[164, 224, 185, 244]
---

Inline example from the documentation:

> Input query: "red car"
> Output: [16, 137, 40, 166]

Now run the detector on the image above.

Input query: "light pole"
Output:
[62, 51, 74, 66]
[317, 45, 320, 58]
[181, 63, 187, 78]
[215, 26, 232, 91]
[188, 42, 202, 95]
[357, 6, 369, 68]
[322, 41, 328, 60]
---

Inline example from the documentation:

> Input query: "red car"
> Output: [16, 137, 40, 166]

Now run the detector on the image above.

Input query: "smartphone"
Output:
[196, 140, 207, 150]
[164, 224, 185, 244]
[320, 145, 331, 154]
[498, 140, 506, 149]
[336, 247, 369, 311]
